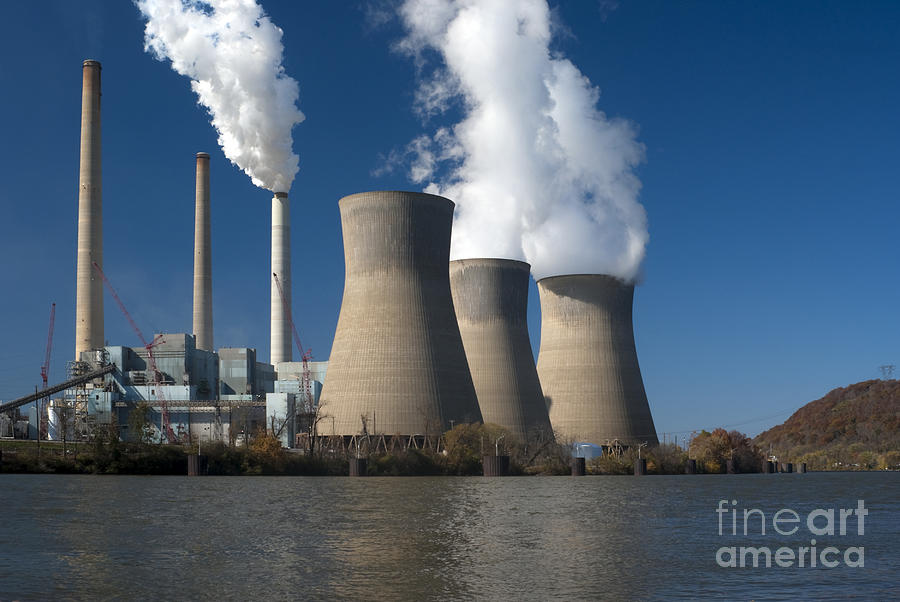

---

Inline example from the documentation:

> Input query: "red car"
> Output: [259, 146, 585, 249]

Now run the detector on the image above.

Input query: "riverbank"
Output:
[2, 435, 861, 476]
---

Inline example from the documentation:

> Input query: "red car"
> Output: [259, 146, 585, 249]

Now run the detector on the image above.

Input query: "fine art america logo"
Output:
[715, 499, 867, 568]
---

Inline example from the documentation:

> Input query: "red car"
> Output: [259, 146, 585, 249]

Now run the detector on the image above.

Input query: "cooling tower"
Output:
[270, 191, 292, 364]
[536, 274, 658, 447]
[449, 258, 551, 440]
[192, 152, 213, 351]
[75, 59, 104, 359]
[321, 191, 482, 436]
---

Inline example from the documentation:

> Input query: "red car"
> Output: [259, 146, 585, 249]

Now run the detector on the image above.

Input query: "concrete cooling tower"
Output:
[536, 274, 658, 447]
[449, 259, 551, 441]
[321, 191, 482, 436]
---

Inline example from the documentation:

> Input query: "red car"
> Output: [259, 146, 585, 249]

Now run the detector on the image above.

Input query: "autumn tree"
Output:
[690, 428, 763, 473]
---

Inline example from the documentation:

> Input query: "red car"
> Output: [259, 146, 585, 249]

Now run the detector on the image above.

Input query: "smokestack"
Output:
[536, 275, 658, 446]
[449, 258, 551, 440]
[321, 191, 482, 435]
[270, 191, 292, 365]
[75, 59, 104, 359]
[192, 152, 213, 351]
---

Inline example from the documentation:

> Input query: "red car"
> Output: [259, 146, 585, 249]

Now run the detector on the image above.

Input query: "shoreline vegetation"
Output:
[753, 379, 900, 471]
[1, 422, 894, 476]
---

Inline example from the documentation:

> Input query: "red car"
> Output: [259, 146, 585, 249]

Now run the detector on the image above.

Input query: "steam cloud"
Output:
[137, 0, 304, 193]
[397, 0, 647, 281]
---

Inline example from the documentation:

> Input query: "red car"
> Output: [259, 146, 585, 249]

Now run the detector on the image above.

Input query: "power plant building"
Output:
[536, 274, 658, 447]
[320, 191, 482, 436]
[449, 258, 551, 440]
[219, 347, 275, 397]
[8, 61, 288, 446]
[63, 335, 273, 444]
[18, 60, 663, 457]
[104, 333, 217, 395]
[275, 360, 328, 403]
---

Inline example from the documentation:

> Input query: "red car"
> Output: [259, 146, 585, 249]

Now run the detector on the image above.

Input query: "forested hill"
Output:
[754, 379, 900, 470]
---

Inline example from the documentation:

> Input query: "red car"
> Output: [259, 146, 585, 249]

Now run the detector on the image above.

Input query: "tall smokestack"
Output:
[321, 191, 482, 435]
[536, 275, 658, 446]
[75, 59, 104, 359]
[192, 152, 213, 351]
[449, 258, 551, 441]
[271, 192, 292, 365]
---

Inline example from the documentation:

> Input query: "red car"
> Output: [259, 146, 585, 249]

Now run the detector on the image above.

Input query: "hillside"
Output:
[754, 379, 900, 470]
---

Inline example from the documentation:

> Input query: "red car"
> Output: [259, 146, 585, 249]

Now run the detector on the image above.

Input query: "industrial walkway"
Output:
[0, 364, 116, 414]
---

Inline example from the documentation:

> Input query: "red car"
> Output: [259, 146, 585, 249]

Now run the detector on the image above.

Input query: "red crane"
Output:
[40, 303, 56, 389]
[92, 261, 175, 443]
[272, 272, 313, 406]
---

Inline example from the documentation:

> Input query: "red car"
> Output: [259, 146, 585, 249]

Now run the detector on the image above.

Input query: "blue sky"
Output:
[0, 1, 897, 438]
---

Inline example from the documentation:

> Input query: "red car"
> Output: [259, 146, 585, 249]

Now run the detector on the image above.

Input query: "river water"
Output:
[0, 472, 897, 600]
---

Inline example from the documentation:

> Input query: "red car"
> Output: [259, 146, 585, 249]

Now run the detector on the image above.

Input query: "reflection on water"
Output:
[0, 473, 897, 599]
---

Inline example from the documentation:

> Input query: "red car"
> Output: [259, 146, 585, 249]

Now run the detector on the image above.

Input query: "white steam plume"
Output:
[397, 0, 647, 281]
[137, 0, 304, 193]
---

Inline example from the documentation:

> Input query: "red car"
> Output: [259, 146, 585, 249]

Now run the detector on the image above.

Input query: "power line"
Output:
[662, 405, 804, 439]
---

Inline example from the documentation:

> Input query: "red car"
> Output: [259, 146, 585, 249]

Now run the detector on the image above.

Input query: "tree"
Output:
[268, 412, 290, 443]
[441, 423, 514, 475]
[690, 428, 763, 473]
[127, 402, 154, 444]
[296, 398, 329, 457]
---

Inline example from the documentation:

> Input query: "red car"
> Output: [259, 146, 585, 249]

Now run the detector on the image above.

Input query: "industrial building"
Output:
[536, 274, 658, 447]
[3, 59, 662, 456]
[62, 336, 271, 442]
[21, 334, 329, 446]
[449, 258, 551, 441]
[9, 59, 318, 447]
[268, 361, 328, 447]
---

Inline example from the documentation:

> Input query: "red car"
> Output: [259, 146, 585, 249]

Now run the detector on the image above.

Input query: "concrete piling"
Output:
[349, 458, 367, 477]
[187, 454, 207, 476]
[482, 455, 510, 477]
[571, 457, 586, 476]
[634, 458, 647, 476]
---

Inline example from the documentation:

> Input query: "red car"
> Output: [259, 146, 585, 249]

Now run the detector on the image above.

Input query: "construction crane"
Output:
[40, 303, 56, 389]
[92, 261, 175, 443]
[273, 272, 313, 406]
